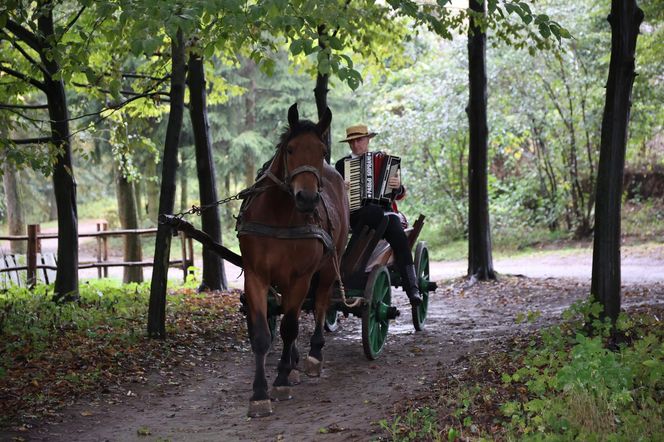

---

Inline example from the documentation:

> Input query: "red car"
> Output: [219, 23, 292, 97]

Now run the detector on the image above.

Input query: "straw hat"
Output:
[340, 124, 377, 142]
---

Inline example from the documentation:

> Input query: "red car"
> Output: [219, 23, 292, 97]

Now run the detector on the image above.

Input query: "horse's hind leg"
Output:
[306, 267, 335, 377]
[271, 280, 308, 400]
[244, 272, 273, 418]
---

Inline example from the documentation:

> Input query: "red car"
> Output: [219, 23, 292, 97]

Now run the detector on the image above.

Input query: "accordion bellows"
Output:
[344, 152, 401, 213]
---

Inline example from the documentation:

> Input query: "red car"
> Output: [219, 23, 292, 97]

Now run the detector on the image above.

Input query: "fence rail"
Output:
[0, 222, 194, 288]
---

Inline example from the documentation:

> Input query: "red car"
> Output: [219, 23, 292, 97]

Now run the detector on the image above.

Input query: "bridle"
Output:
[261, 136, 324, 195]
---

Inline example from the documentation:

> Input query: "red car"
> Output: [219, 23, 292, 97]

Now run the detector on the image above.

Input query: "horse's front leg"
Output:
[244, 271, 273, 418]
[271, 278, 309, 401]
[306, 266, 336, 377]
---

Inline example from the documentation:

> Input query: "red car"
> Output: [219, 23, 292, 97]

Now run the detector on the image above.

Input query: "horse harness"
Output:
[235, 150, 335, 255]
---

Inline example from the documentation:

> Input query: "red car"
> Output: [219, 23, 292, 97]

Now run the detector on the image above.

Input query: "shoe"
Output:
[403, 264, 422, 306]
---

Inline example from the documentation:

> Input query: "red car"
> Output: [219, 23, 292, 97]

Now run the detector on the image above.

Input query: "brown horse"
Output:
[237, 103, 349, 417]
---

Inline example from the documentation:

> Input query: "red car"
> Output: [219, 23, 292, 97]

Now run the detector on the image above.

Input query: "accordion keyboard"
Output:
[345, 157, 363, 212]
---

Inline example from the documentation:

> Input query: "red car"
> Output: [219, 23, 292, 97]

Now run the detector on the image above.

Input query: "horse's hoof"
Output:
[270, 386, 292, 401]
[288, 369, 301, 385]
[248, 399, 273, 418]
[304, 355, 323, 377]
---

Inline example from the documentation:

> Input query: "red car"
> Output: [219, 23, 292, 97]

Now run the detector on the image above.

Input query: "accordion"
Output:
[344, 152, 401, 213]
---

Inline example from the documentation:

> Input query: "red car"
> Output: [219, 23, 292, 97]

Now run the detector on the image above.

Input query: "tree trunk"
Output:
[145, 158, 159, 224]
[179, 151, 188, 212]
[115, 155, 144, 283]
[134, 180, 143, 223]
[2, 157, 26, 254]
[148, 29, 186, 338]
[187, 53, 227, 291]
[315, 25, 332, 163]
[466, 0, 495, 281]
[242, 59, 256, 188]
[315, 73, 331, 163]
[38, 3, 79, 301]
[591, 0, 643, 325]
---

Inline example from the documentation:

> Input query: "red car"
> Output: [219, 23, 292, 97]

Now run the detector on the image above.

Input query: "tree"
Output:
[187, 50, 227, 291]
[1, 1, 81, 300]
[115, 153, 144, 284]
[591, 0, 644, 325]
[147, 28, 186, 338]
[466, 0, 496, 281]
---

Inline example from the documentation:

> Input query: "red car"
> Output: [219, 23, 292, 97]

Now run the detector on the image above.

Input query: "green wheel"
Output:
[324, 308, 339, 332]
[362, 266, 392, 360]
[412, 242, 430, 331]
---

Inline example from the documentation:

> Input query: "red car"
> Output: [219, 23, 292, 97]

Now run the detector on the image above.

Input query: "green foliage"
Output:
[0, 279, 246, 426]
[497, 301, 664, 440]
[379, 406, 444, 442]
[383, 302, 664, 440]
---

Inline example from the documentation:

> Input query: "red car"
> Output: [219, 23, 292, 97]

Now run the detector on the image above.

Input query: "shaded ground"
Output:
[3, 273, 663, 442]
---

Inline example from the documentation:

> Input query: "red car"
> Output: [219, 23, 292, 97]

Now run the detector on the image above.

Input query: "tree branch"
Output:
[5, 19, 42, 52]
[58, 5, 87, 41]
[0, 30, 49, 76]
[9, 137, 51, 145]
[0, 103, 49, 109]
[120, 73, 170, 81]
[0, 65, 46, 90]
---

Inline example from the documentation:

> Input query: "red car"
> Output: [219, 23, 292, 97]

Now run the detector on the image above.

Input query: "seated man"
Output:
[334, 124, 422, 306]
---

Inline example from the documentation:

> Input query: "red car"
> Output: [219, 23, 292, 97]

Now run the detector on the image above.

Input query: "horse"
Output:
[236, 103, 349, 418]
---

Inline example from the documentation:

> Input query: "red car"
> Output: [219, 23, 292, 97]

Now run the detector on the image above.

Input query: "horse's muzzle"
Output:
[294, 190, 320, 213]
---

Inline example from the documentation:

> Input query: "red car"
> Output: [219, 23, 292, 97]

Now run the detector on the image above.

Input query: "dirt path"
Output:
[7, 274, 664, 442]
[3, 228, 662, 441]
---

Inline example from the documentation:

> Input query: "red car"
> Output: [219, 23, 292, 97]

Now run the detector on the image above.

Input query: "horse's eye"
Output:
[286, 147, 293, 155]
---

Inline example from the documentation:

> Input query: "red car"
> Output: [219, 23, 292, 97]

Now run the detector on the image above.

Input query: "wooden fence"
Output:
[0, 221, 193, 288]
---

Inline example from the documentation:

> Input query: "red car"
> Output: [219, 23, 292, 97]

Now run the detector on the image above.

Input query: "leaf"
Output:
[289, 39, 304, 56]
[136, 426, 151, 436]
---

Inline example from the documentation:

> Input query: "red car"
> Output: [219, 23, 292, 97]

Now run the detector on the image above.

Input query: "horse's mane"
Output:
[276, 120, 323, 149]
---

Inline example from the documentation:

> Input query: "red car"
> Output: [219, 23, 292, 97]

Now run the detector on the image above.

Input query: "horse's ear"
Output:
[318, 107, 332, 134]
[288, 103, 299, 128]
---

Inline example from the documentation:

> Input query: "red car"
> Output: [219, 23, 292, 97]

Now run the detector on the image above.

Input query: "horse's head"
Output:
[281, 103, 332, 213]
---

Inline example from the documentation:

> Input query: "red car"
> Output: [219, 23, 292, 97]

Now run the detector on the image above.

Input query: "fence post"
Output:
[96, 221, 109, 278]
[27, 224, 40, 288]
[180, 231, 187, 279]
[102, 221, 109, 277]
[187, 236, 194, 270]
[96, 222, 103, 278]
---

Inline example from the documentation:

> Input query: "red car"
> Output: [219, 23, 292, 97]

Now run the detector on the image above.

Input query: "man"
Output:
[334, 124, 422, 306]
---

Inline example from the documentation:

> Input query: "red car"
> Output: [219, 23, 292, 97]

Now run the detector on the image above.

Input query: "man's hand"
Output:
[388, 169, 401, 189]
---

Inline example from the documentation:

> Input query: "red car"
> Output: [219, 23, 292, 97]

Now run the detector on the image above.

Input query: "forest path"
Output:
[223, 241, 664, 289]
[8, 275, 664, 441]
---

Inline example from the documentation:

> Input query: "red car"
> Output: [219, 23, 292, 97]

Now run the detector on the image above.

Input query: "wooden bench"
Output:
[0, 253, 57, 289]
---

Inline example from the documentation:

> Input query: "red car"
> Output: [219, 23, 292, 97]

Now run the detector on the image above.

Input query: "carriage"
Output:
[163, 211, 435, 360]
[162, 103, 436, 417]
[266, 213, 435, 360]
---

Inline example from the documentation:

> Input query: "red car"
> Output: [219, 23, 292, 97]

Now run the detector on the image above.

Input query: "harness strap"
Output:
[286, 165, 322, 190]
[237, 221, 335, 253]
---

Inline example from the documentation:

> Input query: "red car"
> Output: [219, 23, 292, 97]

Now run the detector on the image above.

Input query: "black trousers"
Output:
[349, 204, 413, 268]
